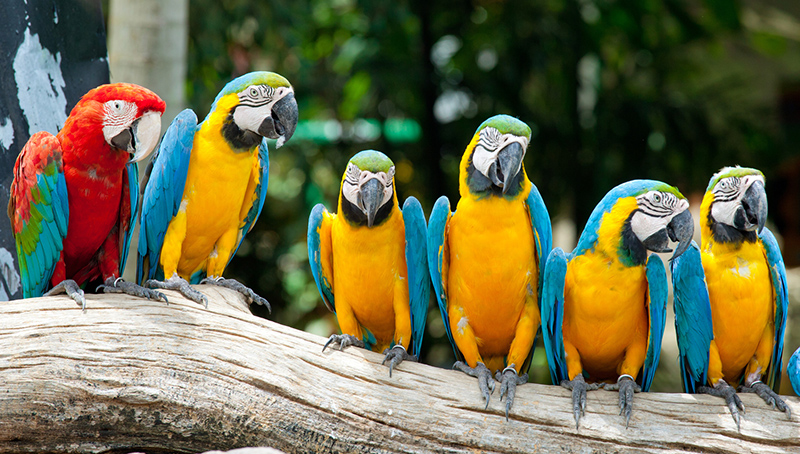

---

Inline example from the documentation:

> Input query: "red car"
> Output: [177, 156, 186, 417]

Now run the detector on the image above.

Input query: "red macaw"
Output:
[9, 83, 167, 309]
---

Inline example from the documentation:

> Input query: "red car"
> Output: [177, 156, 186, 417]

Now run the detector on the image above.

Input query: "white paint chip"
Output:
[0, 117, 13, 150]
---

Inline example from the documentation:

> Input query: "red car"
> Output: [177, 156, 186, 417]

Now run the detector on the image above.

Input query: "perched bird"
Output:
[308, 150, 429, 375]
[542, 180, 693, 428]
[9, 83, 167, 309]
[789, 347, 800, 397]
[137, 71, 298, 307]
[671, 167, 789, 430]
[428, 115, 551, 419]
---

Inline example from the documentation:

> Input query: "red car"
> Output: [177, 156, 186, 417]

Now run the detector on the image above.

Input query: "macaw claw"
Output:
[561, 374, 602, 429]
[739, 381, 791, 419]
[604, 375, 641, 428]
[98, 277, 169, 304]
[454, 361, 495, 410]
[495, 365, 528, 421]
[45, 279, 86, 311]
[322, 334, 364, 352]
[699, 379, 745, 431]
[381, 345, 417, 377]
[200, 276, 271, 312]
[146, 275, 207, 307]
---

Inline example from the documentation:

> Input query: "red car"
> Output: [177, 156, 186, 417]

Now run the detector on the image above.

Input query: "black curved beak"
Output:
[667, 208, 694, 260]
[258, 92, 298, 147]
[735, 180, 767, 234]
[359, 178, 383, 228]
[488, 141, 524, 194]
[111, 129, 134, 153]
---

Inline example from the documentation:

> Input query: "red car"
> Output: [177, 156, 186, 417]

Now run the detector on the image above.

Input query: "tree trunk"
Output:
[0, 288, 797, 453]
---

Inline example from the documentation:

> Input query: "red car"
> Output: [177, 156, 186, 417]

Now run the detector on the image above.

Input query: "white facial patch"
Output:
[341, 163, 394, 211]
[102, 100, 138, 143]
[471, 126, 529, 178]
[129, 110, 162, 163]
[233, 84, 293, 134]
[630, 191, 688, 242]
[710, 174, 765, 226]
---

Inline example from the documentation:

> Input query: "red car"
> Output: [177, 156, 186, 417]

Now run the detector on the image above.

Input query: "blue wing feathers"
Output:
[759, 227, 788, 391]
[427, 196, 458, 359]
[307, 203, 335, 312]
[120, 161, 139, 276]
[541, 247, 568, 385]
[669, 241, 713, 393]
[137, 109, 197, 284]
[642, 254, 667, 391]
[526, 183, 553, 304]
[402, 196, 430, 358]
[788, 348, 800, 396]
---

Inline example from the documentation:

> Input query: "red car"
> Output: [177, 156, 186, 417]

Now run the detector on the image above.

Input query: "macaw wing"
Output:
[307, 203, 335, 312]
[526, 182, 553, 304]
[427, 196, 459, 360]
[759, 227, 788, 391]
[137, 108, 197, 284]
[669, 241, 713, 394]
[119, 161, 138, 277]
[8, 132, 69, 297]
[541, 247, 569, 385]
[788, 347, 800, 397]
[642, 253, 668, 391]
[401, 196, 430, 358]
[228, 138, 270, 274]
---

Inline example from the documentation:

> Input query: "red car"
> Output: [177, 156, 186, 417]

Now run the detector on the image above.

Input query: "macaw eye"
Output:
[249, 87, 259, 98]
[653, 193, 662, 204]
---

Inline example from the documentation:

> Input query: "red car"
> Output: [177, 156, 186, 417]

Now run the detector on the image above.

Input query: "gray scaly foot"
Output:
[200, 276, 270, 312]
[739, 380, 791, 419]
[699, 379, 745, 431]
[454, 361, 495, 409]
[495, 365, 528, 421]
[604, 374, 641, 428]
[561, 374, 602, 429]
[381, 345, 417, 377]
[146, 275, 207, 307]
[45, 279, 86, 311]
[322, 334, 364, 352]
[98, 277, 168, 303]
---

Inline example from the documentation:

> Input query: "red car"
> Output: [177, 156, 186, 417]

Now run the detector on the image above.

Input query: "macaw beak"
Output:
[114, 110, 162, 163]
[734, 180, 767, 234]
[359, 178, 383, 228]
[488, 141, 524, 194]
[258, 92, 298, 148]
[667, 208, 694, 260]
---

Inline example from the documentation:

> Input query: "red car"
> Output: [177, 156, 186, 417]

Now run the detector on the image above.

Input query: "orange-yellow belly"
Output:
[563, 253, 648, 380]
[703, 245, 773, 381]
[447, 196, 536, 359]
[331, 212, 407, 348]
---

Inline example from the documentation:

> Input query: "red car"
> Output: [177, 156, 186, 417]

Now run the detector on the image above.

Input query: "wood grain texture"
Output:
[0, 287, 798, 454]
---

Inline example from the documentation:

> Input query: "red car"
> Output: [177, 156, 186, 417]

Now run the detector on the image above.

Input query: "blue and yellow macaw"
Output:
[137, 71, 298, 307]
[542, 180, 693, 428]
[308, 150, 429, 376]
[670, 167, 789, 430]
[789, 347, 800, 396]
[428, 115, 552, 419]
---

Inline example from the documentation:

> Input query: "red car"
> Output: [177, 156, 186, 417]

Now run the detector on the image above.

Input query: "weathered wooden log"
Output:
[0, 288, 797, 453]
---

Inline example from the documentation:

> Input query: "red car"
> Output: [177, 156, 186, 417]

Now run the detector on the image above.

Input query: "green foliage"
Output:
[186, 0, 796, 389]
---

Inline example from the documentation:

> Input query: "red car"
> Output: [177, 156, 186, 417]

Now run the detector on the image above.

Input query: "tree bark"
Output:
[0, 288, 797, 454]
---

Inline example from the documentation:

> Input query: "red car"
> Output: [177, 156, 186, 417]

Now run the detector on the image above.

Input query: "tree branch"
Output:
[0, 288, 797, 453]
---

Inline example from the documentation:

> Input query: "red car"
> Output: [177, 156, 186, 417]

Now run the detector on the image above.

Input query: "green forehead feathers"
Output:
[706, 166, 764, 191]
[477, 114, 532, 139]
[642, 182, 685, 199]
[213, 71, 291, 106]
[349, 150, 394, 172]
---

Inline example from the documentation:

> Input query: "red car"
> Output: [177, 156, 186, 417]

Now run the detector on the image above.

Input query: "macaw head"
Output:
[71, 83, 166, 163]
[702, 166, 767, 243]
[338, 150, 397, 228]
[212, 71, 298, 150]
[577, 180, 694, 264]
[461, 115, 531, 198]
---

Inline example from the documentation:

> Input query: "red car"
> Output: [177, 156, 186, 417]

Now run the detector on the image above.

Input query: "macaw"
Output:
[308, 150, 429, 376]
[137, 71, 298, 308]
[428, 115, 552, 419]
[8, 83, 167, 309]
[542, 180, 693, 428]
[789, 347, 800, 396]
[670, 167, 789, 430]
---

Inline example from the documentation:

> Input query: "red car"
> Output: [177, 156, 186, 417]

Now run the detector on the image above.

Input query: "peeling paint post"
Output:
[0, 0, 110, 300]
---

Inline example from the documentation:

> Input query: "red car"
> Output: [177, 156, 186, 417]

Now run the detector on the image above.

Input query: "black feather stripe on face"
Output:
[340, 187, 394, 227]
[222, 110, 261, 150]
